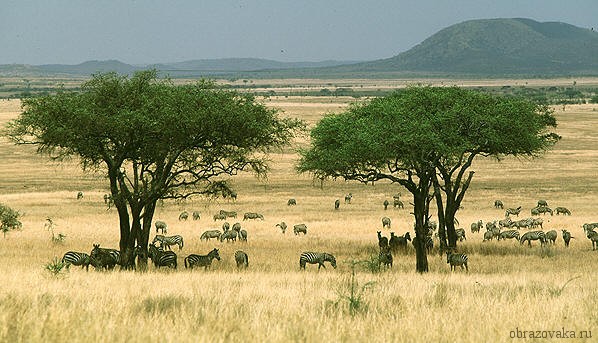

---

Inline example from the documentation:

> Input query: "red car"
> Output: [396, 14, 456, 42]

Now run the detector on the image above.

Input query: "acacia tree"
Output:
[298, 86, 559, 273]
[6, 70, 303, 269]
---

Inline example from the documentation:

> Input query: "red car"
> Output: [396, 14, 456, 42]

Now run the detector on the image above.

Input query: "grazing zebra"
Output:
[583, 223, 598, 233]
[334, 199, 340, 210]
[222, 222, 230, 232]
[483, 231, 494, 242]
[545, 230, 557, 244]
[148, 244, 177, 269]
[555, 207, 571, 215]
[345, 193, 353, 204]
[520, 231, 546, 247]
[382, 217, 391, 229]
[192, 211, 201, 220]
[455, 228, 466, 241]
[446, 251, 468, 272]
[152, 234, 184, 250]
[287, 198, 297, 206]
[383, 199, 389, 210]
[393, 199, 404, 208]
[585, 228, 598, 250]
[377, 231, 389, 249]
[532, 206, 553, 216]
[200, 230, 221, 241]
[90, 244, 120, 270]
[562, 229, 572, 247]
[239, 229, 247, 242]
[220, 230, 237, 242]
[184, 248, 221, 270]
[62, 251, 91, 271]
[498, 230, 520, 241]
[379, 247, 393, 268]
[155, 221, 168, 234]
[243, 212, 264, 220]
[232, 222, 241, 233]
[470, 220, 483, 233]
[213, 213, 227, 221]
[506, 206, 522, 217]
[219, 210, 237, 219]
[299, 252, 337, 270]
[498, 217, 512, 228]
[276, 222, 287, 234]
[293, 224, 307, 235]
[77, 191, 83, 200]
[235, 250, 249, 269]
[537, 200, 548, 207]
[531, 218, 543, 229]
[494, 200, 504, 209]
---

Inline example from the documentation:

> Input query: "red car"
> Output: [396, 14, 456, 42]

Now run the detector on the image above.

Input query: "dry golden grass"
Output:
[0, 88, 597, 343]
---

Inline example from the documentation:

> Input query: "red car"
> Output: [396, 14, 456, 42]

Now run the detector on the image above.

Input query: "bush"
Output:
[0, 204, 22, 238]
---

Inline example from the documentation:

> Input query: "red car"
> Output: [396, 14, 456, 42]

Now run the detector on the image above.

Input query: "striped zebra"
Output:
[154, 221, 168, 234]
[90, 244, 120, 270]
[498, 217, 512, 228]
[377, 231, 389, 249]
[299, 252, 337, 270]
[213, 213, 227, 221]
[483, 230, 494, 242]
[505, 206, 522, 217]
[545, 230, 558, 244]
[555, 207, 571, 215]
[455, 228, 466, 241]
[235, 250, 249, 269]
[520, 231, 546, 247]
[276, 222, 287, 234]
[62, 251, 91, 271]
[470, 220, 483, 233]
[219, 210, 237, 219]
[498, 230, 520, 241]
[393, 199, 404, 208]
[287, 198, 297, 206]
[383, 199, 389, 210]
[220, 230, 237, 242]
[446, 251, 468, 272]
[192, 211, 201, 220]
[239, 229, 248, 242]
[562, 229, 573, 247]
[222, 222, 230, 232]
[494, 200, 504, 209]
[293, 224, 307, 235]
[200, 230, 221, 241]
[345, 193, 353, 204]
[412, 235, 433, 253]
[152, 234, 184, 250]
[389, 232, 411, 253]
[243, 212, 264, 220]
[184, 248, 221, 270]
[585, 228, 598, 250]
[232, 222, 241, 233]
[379, 246, 393, 268]
[382, 217, 391, 229]
[148, 244, 177, 269]
[537, 199, 548, 207]
[334, 199, 340, 210]
[179, 211, 189, 221]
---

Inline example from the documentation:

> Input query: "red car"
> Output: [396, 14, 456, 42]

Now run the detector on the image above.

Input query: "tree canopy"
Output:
[6, 70, 303, 269]
[298, 86, 559, 272]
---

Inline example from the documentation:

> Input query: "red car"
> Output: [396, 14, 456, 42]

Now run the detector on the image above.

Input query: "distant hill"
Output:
[330, 18, 598, 76]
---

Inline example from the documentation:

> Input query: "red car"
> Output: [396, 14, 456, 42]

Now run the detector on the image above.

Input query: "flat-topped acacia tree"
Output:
[298, 86, 559, 272]
[6, 70, 303, 269]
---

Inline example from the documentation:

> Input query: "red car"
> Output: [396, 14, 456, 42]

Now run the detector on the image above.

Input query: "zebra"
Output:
[377, 231, 389, 249]
[494, 200, 504, 209]
[77, 191, 83, 200]
[155, 221, 168, 234]
[287, 198, 297, 206]
[382, 217, 391, 229]
[412, 235, 433, 253]
[545, 230, 557, 244]
[243, 212, 264, 220]
[393, 199, 404, 208]
[222, 222, 231, 232]
[498, 230, 520, 241]
[537, 199, 548, 207]
[344, 193, 353, 204]
[103, 194, 114, 209]
[299, 252, 337, 270]
[379, 246, 393, 268]
[219, 210, 237, 219]
[555, 207, 571, 215]
[470, 220, 483, 233]
[293, 224, 307, 235]
[334, 199, 340, 210]
[200, 230, 221, 241]
[184, 248, 221, 270]
[213, 213, 227, 221]
[582, 223, 598, 233]
[505, 206, 522, 217]
[148, 244, 177, 269]
[383, 199, 389, 210]
[562, 229, 573, 247]
[152, 234, 184, 250]
[220, 230, 237, 242]
[235, 250, 249, 269]
[483, 230, 494, 242]
[232, 222, 241, 233]
[90, 244, 120, 270]
[62, 251, 91, 271]
[276, 222, 287, 234]
[520, 231, 546, 247]
[455, 228, 466, 241]
[192, 211, 201, 220]
[531, 218, 543, 229]
[179, 211, 189, 221]
[239, 229, 247, 242]
[498, 217, 512, 228]
[532, 206, 553, 216]
[585, 228, 598, 250]
[446, 251, 468, 272]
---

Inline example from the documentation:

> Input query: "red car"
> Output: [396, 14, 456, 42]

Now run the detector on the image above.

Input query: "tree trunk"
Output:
[445, 202, 458, 248]
[432, 180, 448, 254]
[412, 191, 429, 273]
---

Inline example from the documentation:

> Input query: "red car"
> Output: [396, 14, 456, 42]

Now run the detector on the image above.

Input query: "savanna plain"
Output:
[0, 79, 597, 343]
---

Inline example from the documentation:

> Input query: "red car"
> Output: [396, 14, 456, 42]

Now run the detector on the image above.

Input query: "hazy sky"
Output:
[2, 0, 597, 65]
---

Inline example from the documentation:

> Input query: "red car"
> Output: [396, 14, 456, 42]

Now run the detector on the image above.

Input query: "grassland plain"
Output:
[0, 90, 597, 343]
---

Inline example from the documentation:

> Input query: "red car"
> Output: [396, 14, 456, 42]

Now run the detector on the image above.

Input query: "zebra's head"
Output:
[210, 248, 221, 261]
[326, 254, 337, 269]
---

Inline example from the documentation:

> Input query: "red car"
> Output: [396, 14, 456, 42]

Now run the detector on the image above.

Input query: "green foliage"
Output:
[44, 257, 68, 277]
[330, 260, 376, 317]
[0, 204, 22, 238]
